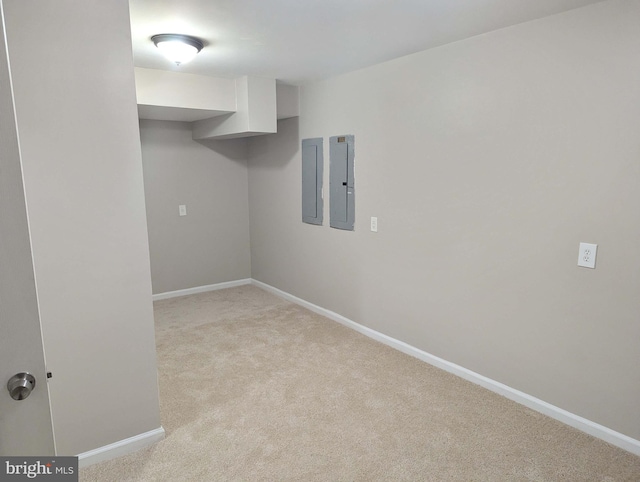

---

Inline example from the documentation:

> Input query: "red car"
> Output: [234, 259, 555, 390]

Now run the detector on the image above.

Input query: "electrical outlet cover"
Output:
[578, 242, 597, 269]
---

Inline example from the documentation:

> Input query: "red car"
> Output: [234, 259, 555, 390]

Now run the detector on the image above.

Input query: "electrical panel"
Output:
[330, 135, 355, 230]
[301, 137, 323, 225]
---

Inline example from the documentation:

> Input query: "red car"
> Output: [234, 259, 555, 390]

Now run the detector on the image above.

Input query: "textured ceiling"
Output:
[129, 0, 602, 85]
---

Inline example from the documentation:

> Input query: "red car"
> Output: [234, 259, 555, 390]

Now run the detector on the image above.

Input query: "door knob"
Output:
[7, 372, 36, 401]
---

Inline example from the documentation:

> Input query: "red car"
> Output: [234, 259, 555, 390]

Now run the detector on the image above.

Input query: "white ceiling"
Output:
[129, 0, 602, 86]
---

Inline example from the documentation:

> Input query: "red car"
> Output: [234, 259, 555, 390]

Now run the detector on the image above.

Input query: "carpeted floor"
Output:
[81, 285, 640, 481]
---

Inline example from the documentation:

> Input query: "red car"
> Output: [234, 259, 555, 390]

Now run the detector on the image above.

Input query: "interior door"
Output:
[0, 0, 55, 456]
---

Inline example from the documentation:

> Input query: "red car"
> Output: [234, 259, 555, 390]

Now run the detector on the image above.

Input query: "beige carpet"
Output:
[81, 285, 640, 481]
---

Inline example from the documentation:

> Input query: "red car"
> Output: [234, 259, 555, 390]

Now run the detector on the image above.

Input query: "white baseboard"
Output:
[77, 426, 165, 468]
[153, 279, 252, 301]
[251, 279, 640, 456]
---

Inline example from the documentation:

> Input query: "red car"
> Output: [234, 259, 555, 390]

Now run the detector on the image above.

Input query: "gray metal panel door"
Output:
[0, 1, 55, 455]
[302, 138, 323, 225]
[330, 135, 355, 230]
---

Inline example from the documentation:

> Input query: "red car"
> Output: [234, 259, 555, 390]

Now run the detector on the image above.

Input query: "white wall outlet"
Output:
[179, 205, 187, 216]
[370, 216, 378, 232]
[578, 242, 597, 268]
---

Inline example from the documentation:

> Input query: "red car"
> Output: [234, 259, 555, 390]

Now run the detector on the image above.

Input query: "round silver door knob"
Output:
[7, 372, 36, 401]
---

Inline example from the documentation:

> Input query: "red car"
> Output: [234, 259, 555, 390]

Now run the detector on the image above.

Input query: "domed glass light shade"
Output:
[151, 34, 204, 66]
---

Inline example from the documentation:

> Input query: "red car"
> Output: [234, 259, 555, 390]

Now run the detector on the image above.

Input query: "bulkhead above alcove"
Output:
[135, 67, 299, 139]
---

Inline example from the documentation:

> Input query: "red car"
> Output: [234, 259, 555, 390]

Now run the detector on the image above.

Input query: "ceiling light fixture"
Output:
[151, 34, 204, 66]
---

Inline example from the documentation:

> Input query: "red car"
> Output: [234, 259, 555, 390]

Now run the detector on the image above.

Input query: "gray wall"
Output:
[140, 120, 251, 294]
[248, 0, 640, 440]
[3, 0, 161, 455]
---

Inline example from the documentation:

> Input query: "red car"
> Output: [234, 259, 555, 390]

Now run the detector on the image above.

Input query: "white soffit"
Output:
[137, 105, 232, 122]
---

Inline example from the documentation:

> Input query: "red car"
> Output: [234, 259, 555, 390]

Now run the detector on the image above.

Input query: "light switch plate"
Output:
[370, 216, 378, 232]
[578, 242, 597, 268]
[179, 205, 187, 216]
